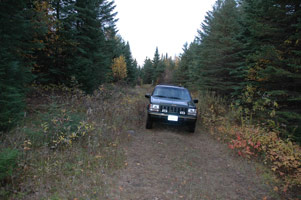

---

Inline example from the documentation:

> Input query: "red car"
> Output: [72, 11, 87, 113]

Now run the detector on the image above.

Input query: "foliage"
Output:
[196, 90, 227, 127]
[0, 0, 40, 131]
[71, 0, 118, 93]
[227, 126, 301, 191]
[174, 0, 301, 142]
[114, 37, 138, 84]
[141, 58, 154, 84]
[197, 0, 246, 95]
[39, 107, 94, 149]
[196, 90, 301, 195]
[111, 55, 127, 81]
[0, 148, 19, 182]
[0, 83, 149, 198]
[140, 48, 176, 85]
[0, 0, 140, 131]
[173, 42, 199, 89]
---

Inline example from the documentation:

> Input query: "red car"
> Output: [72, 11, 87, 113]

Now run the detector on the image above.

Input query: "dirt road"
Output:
[105, 124, 275, 200]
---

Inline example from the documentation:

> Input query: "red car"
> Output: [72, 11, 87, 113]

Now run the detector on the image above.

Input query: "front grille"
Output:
[160, 105, 187, 114]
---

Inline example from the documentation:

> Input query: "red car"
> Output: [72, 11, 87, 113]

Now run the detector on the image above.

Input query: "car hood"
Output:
[151, 96, 195, 108]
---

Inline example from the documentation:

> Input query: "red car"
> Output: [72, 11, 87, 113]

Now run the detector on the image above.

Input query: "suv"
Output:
[145, 85, 198, 132]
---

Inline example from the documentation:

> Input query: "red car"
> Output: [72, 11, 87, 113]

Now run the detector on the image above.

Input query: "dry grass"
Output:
[0, 84, 149, 199]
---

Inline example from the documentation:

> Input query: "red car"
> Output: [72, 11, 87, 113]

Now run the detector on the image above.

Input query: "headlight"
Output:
[149, 104, 160, 112]
[188, 108, 197, 116]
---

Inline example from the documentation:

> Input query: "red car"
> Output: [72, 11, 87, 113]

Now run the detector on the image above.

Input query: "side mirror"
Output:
[145, 94, 151, 98]
[193, 99, 198, 104]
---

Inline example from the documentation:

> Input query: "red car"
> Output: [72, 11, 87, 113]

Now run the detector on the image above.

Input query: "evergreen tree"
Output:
[123, 42, 137, 85]
[30, 0, 80, 85]
[31, 0, 120, 92]
[152, 47, 165, 84]
[0, 0, 43, 130]
[142, 58, 154, 84]
[197, 0, 246, 95]
[241, 0, 301, 140]
[72, 0, 106, 93]
[174, 41, 200, 88]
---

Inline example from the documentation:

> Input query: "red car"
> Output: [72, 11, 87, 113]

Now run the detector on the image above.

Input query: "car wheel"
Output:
[188, 123, 196, 133]
[146, 115, 153, 129]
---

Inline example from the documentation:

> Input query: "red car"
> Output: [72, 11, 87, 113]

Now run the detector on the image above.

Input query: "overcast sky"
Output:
[114, 0, 216, 66]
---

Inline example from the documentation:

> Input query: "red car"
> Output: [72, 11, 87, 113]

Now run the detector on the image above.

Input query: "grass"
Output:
[0, 83, 148, 199]
[195, 90, 301, 199]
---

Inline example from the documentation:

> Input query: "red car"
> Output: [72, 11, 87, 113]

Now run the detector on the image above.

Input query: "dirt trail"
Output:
[106, 124, 275, 200]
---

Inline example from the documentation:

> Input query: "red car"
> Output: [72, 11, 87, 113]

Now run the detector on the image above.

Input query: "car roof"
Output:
[155, 84, 187, 90]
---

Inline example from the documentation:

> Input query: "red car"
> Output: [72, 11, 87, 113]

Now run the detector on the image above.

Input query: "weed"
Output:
[1, 84, 148, 199]
[196, 90, 301, 197]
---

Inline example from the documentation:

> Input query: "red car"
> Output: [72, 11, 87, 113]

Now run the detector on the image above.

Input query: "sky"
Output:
[114, 0, 216, 66]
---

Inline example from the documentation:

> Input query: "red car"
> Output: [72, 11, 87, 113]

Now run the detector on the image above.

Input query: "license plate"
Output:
[168, 115, 178, 121]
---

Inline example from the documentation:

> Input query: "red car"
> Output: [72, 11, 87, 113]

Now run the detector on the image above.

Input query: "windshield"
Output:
[153, 87, 191, 100]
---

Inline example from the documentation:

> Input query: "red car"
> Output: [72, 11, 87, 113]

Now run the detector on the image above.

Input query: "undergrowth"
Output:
[196, 91, 301, 199]
[0, 83, 147, 199]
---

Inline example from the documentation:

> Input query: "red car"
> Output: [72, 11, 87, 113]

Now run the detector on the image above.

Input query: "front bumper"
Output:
[148, 111, 197, 125]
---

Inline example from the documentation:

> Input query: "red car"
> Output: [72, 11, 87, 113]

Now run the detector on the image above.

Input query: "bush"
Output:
[25, 103, 94, 149]
[0, 148, 19, 182]
[196, 91, 227, 126]
[196, 90, 301, 193]
[227, 126, 301, 191]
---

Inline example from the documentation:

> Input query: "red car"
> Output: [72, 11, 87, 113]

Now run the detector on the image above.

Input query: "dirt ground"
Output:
[105, 123, 276, 200]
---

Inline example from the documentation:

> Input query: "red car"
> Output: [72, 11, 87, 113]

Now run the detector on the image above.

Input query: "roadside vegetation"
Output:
[0, 84, 147, 199]
[195, 91, 301, 198]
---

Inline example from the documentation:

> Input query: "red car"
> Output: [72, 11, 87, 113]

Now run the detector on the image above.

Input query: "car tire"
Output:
[188, 123, 196, 133]
[146, 115, 153, 129]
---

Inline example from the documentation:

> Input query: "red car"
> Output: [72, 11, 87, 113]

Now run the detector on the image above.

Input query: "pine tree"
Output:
[31, 1, 70, 84]
[241, 0, 301, 140]
[123, 42, 137, 85]
[152, 47, 165, 84]
[0, 0, 42, 130]
[175, 41, 200, 88]
[31, 0, 119, 92]
[142, 58, 154, 84]
[197, 0, 246, 95]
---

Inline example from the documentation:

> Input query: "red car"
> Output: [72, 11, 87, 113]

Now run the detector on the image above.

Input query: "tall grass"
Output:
[0, 84, 148, 199]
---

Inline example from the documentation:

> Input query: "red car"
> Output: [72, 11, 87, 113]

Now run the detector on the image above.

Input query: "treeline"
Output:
[139, 47, 176, 85]
[0, 0, 138, 131]
[173, 0, 301, 141]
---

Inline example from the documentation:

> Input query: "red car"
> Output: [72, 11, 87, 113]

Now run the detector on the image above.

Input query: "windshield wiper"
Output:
[153, 95, 167, 98]
[168, 96, 181, 100]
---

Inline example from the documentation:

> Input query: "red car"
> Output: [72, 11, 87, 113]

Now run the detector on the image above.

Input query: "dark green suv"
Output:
[145, 85, 198, 132]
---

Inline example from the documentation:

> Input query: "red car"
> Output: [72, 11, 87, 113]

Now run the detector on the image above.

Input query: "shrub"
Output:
[227, 126, 301, 190]
[0, 148, 19, 182]
[25, 103, 94, 149]
[196, 90, 301, 192]
[196, 91, 227, 126]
